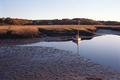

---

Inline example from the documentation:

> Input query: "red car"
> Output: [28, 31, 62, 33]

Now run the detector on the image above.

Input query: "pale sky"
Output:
[0, 0, 120, 21]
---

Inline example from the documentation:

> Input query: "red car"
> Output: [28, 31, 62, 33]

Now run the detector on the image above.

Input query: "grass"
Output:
[0, 25, 96, 32]
[0, 25, 120, 38]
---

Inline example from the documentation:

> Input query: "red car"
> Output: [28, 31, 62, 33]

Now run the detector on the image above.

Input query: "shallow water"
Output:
[0, 34, 120, 72]
[23, 35, 120, 72]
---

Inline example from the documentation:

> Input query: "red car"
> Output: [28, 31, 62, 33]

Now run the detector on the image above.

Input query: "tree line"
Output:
[0, 17, 120, 25]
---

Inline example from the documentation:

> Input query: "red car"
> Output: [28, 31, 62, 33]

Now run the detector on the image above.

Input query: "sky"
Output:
[0, 0, 120, 21]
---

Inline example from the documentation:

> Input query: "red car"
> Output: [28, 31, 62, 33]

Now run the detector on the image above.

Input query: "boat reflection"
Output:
[0, 35, 94, 46]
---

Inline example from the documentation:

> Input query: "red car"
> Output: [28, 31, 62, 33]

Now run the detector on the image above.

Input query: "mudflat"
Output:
[0, 46, 120, 80]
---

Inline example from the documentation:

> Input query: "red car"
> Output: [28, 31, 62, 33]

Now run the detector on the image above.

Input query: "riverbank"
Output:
[0, 25, 120, 38]
[0, 46, 120, 80]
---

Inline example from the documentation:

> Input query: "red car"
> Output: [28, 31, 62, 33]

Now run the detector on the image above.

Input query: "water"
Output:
[22, 35, 120, 72]
[0, 34, 120, 72]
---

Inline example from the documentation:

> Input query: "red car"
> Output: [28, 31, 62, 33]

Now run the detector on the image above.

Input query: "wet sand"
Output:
[0, 46, 120, 80]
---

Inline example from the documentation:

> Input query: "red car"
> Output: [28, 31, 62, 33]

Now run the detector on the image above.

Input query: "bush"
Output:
[0, 17, 120, 25]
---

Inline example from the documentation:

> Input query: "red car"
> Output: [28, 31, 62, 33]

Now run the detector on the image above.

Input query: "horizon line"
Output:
[1, 17, 120, 22]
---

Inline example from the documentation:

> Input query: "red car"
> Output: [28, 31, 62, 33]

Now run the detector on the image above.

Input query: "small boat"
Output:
[72, 33, 81, 55]
[72, 30, 81, 45]
[72, 35, 81, 45]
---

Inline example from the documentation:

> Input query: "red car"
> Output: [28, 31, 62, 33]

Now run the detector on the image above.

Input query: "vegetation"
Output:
[0, 17, 32, 25]
[1, 17, 120, 25]
[0, 25, 96, 38]
[0, 25, 120, 39]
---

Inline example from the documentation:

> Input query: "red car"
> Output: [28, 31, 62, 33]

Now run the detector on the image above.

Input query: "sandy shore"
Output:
[0, 46, 120, 80]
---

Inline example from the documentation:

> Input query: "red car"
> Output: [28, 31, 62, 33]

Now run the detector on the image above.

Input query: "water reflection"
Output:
[0, 35, 93, 46]
[20, 35, 120, 72]
[72, 31, 81, 55]
[0, 34, 120, 72]
[80, 35, 120, 72]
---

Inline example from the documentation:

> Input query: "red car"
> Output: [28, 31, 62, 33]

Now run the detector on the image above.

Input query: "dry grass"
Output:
[37, 25, 96, 30]
[0, 25, 39, 37]
[0, 25, 120, 38]
[0, 25, 96, 33]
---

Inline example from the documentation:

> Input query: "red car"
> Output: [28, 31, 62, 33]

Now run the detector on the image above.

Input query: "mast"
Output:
[72, 20, 81, 55]
[77, 43, 79, 55]
[77, 20, 80, 55]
